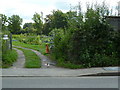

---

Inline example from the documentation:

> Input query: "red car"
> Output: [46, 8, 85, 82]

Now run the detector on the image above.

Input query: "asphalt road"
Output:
[2, 76, 119, 88]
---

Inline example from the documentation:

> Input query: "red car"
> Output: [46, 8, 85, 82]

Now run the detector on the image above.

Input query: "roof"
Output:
[105, 16, 120, 18]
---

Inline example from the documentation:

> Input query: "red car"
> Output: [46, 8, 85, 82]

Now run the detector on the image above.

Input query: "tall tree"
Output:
[42, 14, 53, 35]
[0, 14, 8, 30]
[52, 10, 68, 30]
[23, 22, 36, 33]
[23, 23, 33, 29]
[8, 15, 22, 34]
[32, 12, 43, 34]
[43, 10, 68, 35]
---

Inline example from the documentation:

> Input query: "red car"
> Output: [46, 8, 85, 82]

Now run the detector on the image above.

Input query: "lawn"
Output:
[16, 48, 41, 68]
[12, 36, 83, 69]
[13, 41, 46, 54]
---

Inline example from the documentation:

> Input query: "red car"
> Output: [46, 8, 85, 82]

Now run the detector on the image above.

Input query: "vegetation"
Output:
[22, 23, 35, 34]
[32, 12, 43, 34]
[1, 28, 17, 68]
[12, 34, 52, 54]
[13, 40, 45, 54]
[16, 48, 41, 68]
[50, 3, 119, 68]
[13, 34, 42, 45]
[1, 2, 119, 69]
[8, 15, 23, 34]
[43, 10, 68, 35]
[2, 49, 18, 68]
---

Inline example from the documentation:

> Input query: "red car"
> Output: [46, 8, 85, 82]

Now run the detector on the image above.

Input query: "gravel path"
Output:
[11, 48, 25, 69]
[13, 46, 57, 68]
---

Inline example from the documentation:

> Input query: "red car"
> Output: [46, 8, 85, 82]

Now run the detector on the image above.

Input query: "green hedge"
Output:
[51, 5, 119, 68]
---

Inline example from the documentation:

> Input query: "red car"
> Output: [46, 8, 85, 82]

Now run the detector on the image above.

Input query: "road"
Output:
[2, 76, 119, 88]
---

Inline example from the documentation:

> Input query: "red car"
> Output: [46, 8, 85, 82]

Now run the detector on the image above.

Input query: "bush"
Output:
[51, 3, 119, 68]
[2, 49, 18, 68]
[13, 34, 42, 45]
[57, 58, 83, 69]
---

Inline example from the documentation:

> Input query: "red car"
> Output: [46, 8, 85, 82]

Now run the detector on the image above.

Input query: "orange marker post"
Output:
[46, 44, 49, 53]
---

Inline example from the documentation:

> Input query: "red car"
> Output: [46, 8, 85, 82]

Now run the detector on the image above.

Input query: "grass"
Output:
[2, 49, 18, 68]
[16, 47, 41, 68]
[0, 51, 2, 68]
[57, 61, 84, 69]
[12, 39, 83, 69]
[47, 54, 83, 69]
[13, 41, 46, 54]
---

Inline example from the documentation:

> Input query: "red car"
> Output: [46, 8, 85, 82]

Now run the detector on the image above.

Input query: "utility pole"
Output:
[78, 2, 81, 15]
[118, 1, 120, 16]
[10, 33, 12, 50]
[41, 11, 43, 35]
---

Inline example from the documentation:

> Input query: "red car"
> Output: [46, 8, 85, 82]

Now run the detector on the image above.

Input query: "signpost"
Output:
[3, 35, 9, 52]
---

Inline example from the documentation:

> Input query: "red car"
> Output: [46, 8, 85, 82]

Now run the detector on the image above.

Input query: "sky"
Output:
[0, 0, 119, 25]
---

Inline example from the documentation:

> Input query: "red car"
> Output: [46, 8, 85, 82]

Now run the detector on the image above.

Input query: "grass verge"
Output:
[16, 48, 41, 68]
[47, 54, 83, 69]
[2, 49, 18, 68]
[13, 41, 46, 54]
[13, 41, 82, 69]
[57, 59, 83, 69]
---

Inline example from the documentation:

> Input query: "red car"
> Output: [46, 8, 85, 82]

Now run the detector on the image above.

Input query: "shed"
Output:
[105, 16, 120, 31]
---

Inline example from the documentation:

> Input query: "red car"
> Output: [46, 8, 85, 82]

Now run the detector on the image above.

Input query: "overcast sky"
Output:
[0, 0, 119, 24]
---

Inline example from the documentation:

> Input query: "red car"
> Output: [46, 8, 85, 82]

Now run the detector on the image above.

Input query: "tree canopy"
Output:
[32, 12, 43, 34]
[8, 15, 22, 34]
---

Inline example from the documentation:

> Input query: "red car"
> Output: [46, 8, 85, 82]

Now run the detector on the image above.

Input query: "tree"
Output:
[52, 10, 68, 30]
[32, 12, 43, 34]
[51, 2, 118, 68]
[8, 15, 22, 34]
[23, 23, 36, 33]
[43, 10, 68, 35]
[23, 23, 33, 29]
[42, 14, 53, 35]
[66, 10, 83, 32]
[0, 14, 8, 30]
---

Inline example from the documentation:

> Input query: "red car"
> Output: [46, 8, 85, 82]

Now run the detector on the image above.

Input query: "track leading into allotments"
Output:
[11, 48, 25, 69]
[2, 46, 119, 77]
[13, 46, 57, 69]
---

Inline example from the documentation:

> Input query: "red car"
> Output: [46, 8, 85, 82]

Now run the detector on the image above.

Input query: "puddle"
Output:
[43, 59, 47, 61]
[103, 67, 120, 71]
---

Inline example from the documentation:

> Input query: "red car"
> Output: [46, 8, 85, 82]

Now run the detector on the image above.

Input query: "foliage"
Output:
[43, 10, 68, 35]
[8, 15, 23, 34]
[22, 23, 36, 34]
[13, 40, 46, 54]
[57, 58, 83, 69]
[13, 34, 42, 45]
[2, 30, 11, 56]
[51, 10, 68, 29]
[1, 2, 119, 69]
[51, 3, 119, 68]
[12, 34, 53, 54]
[2, 49, 18, 68]
[2, 28, 17, 68]
[0, 14, 8, 30]
[32, 12, 43, 34]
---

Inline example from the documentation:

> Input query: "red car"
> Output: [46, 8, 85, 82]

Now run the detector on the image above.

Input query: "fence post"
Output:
[10, 33, 12, 50]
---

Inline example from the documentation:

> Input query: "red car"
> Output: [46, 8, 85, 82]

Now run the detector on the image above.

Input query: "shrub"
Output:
[51, 3, 119, 68]
[13, 34, 42, 45]
[2, 49, 18, 68]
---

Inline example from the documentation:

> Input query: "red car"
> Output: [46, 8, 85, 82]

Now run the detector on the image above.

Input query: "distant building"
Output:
[105, 16, 120, 31]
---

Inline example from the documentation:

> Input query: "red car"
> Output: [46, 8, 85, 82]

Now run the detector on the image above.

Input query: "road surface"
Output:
[2, 76, 119, 88]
